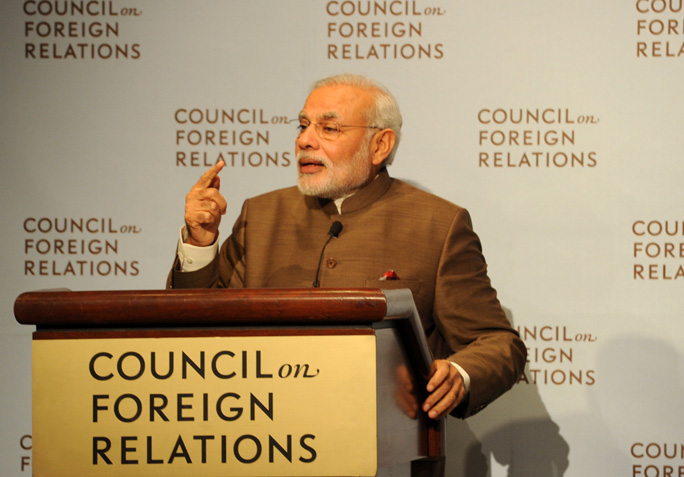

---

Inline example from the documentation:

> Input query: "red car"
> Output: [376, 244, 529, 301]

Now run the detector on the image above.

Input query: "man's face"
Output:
[296, 85, 377, 199]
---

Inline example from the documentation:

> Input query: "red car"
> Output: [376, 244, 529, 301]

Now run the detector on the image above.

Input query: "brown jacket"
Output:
[169, 169, 526, 417]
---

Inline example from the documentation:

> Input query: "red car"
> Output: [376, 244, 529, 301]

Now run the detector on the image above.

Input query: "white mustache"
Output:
[297, 151, 331, 168]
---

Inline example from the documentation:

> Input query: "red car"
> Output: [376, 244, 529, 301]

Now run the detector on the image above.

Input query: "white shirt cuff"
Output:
[450, 361, 471, 393]
[177, 226, 219, 272]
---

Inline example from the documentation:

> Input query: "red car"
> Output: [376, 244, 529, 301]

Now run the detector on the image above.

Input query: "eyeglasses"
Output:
[296, 120, 380, 140]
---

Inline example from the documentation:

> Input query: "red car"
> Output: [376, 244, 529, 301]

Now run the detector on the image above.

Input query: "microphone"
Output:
[328, 221, 343, 239]
[313, 221, 343, 287]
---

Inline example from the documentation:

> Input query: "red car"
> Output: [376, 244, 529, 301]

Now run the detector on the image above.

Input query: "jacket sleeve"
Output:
[433, 207, 527, 418]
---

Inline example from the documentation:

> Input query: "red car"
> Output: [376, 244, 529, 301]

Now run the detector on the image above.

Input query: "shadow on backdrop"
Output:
[445, 307, 570, 477]
[557, 333, 684, 475]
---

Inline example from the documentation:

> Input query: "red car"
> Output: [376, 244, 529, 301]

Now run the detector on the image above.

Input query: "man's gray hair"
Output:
[311, 74, 403, 165]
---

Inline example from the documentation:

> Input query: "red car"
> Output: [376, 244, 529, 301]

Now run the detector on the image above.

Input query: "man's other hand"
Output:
[422, 359, 465, 420]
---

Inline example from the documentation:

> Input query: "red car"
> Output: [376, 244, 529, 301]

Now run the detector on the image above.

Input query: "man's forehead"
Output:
[298, 110, 340, 121]
[299, 85, 370, 121]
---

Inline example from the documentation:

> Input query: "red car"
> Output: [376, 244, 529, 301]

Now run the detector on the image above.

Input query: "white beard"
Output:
[297, 136, 373, 199]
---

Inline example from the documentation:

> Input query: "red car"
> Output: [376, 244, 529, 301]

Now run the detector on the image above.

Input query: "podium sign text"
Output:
[32, 334, 377, 476]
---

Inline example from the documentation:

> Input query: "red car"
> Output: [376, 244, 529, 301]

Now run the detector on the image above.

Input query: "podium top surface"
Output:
[14, 288, 390, 328]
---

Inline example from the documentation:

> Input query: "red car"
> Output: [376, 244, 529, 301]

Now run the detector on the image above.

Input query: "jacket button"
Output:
[326, 258, 337, 269]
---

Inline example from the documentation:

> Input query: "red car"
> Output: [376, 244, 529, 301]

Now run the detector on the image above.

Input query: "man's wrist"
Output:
[177, 226, 219, 272]
[450, 361, 471, 393]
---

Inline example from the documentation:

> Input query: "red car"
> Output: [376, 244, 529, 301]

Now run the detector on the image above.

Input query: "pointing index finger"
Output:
[193, 161, 225, 190]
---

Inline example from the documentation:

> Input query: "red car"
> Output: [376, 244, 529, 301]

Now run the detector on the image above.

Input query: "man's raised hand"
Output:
[184, 161, 228, 247]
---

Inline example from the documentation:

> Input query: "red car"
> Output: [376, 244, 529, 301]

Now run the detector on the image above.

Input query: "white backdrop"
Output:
[2, 1, 683, 475]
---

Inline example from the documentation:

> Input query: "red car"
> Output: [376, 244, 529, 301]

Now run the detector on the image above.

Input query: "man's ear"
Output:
[370, 129, 396, 166]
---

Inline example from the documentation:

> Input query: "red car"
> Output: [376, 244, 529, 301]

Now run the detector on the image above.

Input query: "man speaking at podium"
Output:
[168, 74, 526, 420]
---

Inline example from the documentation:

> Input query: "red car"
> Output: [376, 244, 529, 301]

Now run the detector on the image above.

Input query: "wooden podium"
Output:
[15, 288, 445, 477]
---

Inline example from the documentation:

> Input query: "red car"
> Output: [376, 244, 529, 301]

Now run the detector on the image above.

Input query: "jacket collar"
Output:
[308, 167, 392, 215]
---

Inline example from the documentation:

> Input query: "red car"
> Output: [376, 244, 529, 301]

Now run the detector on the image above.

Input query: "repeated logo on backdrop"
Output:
[517, 325, 597, 386]
[477, 108, 600, 169]
[324, 0, 446, 60]
[22, 0, 142, 60]
[22, 217, 141, 277]
[632, 220, 684, 280]
[174, 108, 294, 169]
[630, 442, 684, 477]
[636, 0, 684, 58]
